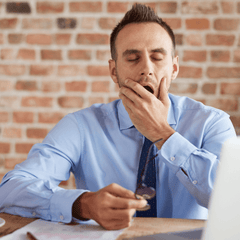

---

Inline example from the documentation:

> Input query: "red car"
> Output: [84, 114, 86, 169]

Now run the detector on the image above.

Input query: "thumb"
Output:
[159, 77, 169, 105]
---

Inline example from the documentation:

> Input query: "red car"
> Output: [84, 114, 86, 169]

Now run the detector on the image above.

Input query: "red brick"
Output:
[87, 65, 109, 76]
[207, 67, 240, 78]
[58, 96, 84, 108]
[0, 112, 8, 122]
[214, 19, 239, 31]
[13, 112, 34, 123]
[234, 50, 240, 62]
[41, 50, 62, 60]
[38, 112, 64, 123]
[92, 81, 110, 92]
[22, 18, 52, 29]
[107, 2, 128, 13]
[169, 83, 198, 94]
[181, 2, 218, 14]
[108, 97, 118, 103]
[211, 50, 230, 62]
[0, 33, 3, 44]
[0, 80, 13, 91]
[3, 127, 22, 138]
[88, 97, 104, 105]
[21, 97, 53, 107]
[30, 65, 54, 75]
[185, 34, 202, 46]
[65, 81, 87, 92]
[15, 143, 33, 154]
[202, 83, 217, 94]
[183, 50, 207, 62]
[178, 66, 202, 78]
[221, 83, 240, 95]
[37, 2, 64, 13]
[41, 81, 61, 92]
[96, 50, 111, 61]
[1, 48, 15, 60]
[58, 65, 86, 76]
[76, 34, 109, 45]
[27, 34, 52, 45]
[17, 49, 36, 60]
[230, 116, 240, 128]
[186, 18, 210, 30]
[5, 157, 26, 169]
[221, 2, 234, 13]
[0, 65, 25, 76]
[208, 98, 238, 111]
[69, 2, 102, 12]
[159, 2, 177, 13]
[55, 34, 71, 45]
[16, 80, 37, 91]
[27, 128, 48, 139]
[0, 142, 10, 153]
[163, 18, 181, 29]
[8, 34, 23, 44]
[99, 18, 117, 29]
[0, 18, 17, 29]
[81, 17, 96, 29]
[206, 34, 235, 46]
[68, 50, 91, 60]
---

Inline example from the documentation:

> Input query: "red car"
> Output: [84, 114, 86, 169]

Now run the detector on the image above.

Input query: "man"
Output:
[0, 4, 236, 230]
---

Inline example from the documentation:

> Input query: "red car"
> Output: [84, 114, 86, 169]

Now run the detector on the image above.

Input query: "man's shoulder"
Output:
[169, 93, 228, 117]
[72, 99, 121, 120]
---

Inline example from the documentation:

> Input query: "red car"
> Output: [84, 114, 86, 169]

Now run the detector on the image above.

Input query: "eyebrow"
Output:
[122, 48, 168, 57]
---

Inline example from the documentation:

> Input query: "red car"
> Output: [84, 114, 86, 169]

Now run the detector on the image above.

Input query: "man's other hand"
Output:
[72, 183, 147, 230]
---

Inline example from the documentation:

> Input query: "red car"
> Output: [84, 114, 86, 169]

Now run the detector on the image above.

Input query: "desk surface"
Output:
[0, 212, 205, 239]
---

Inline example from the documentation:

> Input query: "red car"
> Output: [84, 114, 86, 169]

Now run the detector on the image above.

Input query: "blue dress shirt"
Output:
[0, 94, 236, 223]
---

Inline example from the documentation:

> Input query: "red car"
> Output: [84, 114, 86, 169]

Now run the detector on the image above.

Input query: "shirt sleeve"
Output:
[159, 113, 236, 209]
[0, 113, 88, 223]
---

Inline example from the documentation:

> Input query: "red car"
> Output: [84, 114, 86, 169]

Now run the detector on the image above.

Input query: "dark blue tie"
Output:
[136, 137, 157, 217]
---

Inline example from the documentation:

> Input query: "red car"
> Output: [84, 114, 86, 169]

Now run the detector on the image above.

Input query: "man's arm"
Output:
[119, 77, 236, 208]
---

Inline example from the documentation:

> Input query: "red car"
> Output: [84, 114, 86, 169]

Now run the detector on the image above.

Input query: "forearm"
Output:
[0, 172, 83, 223]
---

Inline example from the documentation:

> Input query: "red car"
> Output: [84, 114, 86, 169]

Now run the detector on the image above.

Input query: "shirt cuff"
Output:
[159, 132, 197, 175]
[50, 189, 88, 223]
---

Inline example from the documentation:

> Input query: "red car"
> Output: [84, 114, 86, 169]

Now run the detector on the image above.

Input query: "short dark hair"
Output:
[110, 3, 176, 60]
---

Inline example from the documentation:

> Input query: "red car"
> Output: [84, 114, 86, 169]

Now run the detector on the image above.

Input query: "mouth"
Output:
[143, 85, 154, 94]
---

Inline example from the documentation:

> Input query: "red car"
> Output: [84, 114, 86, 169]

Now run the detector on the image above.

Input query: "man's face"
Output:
[109, 22, 179, 98]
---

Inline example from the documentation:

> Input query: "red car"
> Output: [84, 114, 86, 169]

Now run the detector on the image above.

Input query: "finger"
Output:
[105, 183, 136, 199]
[109, 195, 147, 210]
[123, 79, 150, 99]
[159, 77, 168, 104]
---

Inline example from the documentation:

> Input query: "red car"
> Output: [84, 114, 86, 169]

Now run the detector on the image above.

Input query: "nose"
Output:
[140, 56, 153, 78]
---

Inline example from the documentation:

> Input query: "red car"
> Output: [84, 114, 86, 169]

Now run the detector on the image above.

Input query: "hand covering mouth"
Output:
[143, 85, 154, 94]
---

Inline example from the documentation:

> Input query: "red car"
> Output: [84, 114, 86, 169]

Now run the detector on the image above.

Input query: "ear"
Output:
[108, 59, 118, 83]
[171, 55, 179, 81]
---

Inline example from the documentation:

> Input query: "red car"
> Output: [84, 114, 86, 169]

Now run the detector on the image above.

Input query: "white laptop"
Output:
[203, 136, 240, 239]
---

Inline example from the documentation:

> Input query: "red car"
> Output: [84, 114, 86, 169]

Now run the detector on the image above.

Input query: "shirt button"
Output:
[32, 212, 36, 216]
[170, 157, 175, 161]
[60, 215, 64, 220]
[193, 180, 197, 185]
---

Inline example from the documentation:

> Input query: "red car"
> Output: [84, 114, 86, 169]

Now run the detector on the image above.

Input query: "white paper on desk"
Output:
[1, 219, 124, 240]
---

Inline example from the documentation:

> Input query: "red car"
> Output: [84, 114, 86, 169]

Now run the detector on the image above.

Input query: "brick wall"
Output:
[0, 0, 240, 188]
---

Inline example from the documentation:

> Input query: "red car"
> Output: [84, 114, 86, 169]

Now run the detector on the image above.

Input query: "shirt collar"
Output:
[117, 94, 176, 131]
